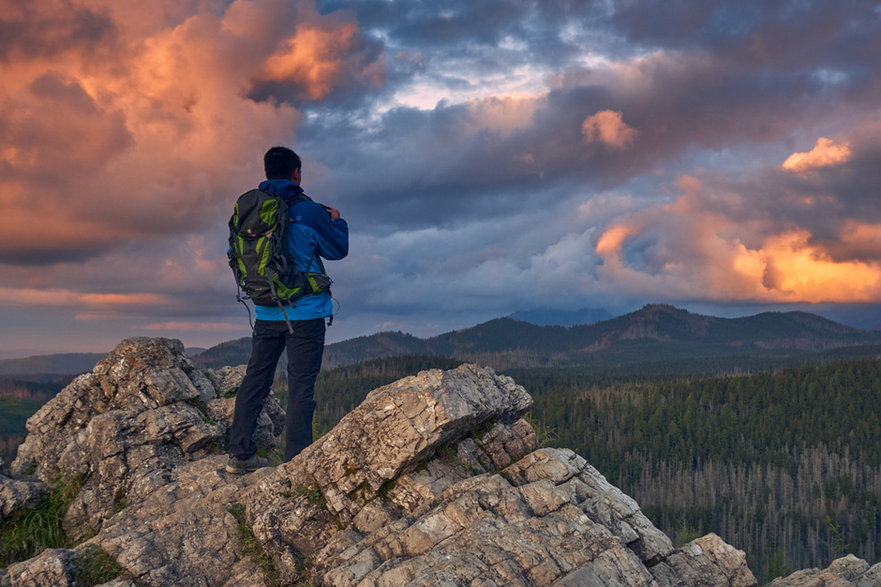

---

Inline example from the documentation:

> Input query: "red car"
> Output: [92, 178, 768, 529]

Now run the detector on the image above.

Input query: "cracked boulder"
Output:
[768, 553, 881, 586]
[245, 364, 757, 586]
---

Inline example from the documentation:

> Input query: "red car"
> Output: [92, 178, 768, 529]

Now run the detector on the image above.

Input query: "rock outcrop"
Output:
[769, 553, 881, 586]
[0, 337, 765, 585]
[9, 338, 282, 540]
[0, 473, 45, 524]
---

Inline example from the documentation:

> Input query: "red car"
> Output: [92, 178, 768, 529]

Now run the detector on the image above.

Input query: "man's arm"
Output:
[302, 202, 348, 260]
[319, 216, 348, 260]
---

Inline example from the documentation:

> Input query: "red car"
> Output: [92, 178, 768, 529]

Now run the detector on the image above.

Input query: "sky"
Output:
[2, 0, 881, 356]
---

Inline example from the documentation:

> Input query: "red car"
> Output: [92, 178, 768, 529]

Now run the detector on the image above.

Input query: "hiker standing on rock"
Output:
[226, 146, 348, 473]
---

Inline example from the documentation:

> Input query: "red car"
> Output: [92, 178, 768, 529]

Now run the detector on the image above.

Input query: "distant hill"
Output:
[0, 347, 208, 379]
[187, 337, 251, 370]
[192, 330, 432, 370]
[192, 304, 881, 371]
[0, 353, 105, 378]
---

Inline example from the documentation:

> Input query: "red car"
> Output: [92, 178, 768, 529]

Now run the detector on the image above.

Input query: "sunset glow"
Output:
[782, 137, 853, 174]
[2, 0, 881, 354]
[581, 110, 638, 150]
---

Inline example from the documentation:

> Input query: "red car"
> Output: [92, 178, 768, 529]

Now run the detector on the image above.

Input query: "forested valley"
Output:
[0, 379, 67, 462]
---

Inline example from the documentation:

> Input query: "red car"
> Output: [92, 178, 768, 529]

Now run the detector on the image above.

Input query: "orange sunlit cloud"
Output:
[142, 321, 243, 332]
[595, 184, 881, 304]
[260, 22, 384, 100]
[581, 110, 638, 149]
[0, 0, 379, 267]
[758, 231, 881, 302]
[464, 93, 544, 135]
[781, 137, 852, 174]
[838, 221, 881, 258]
[0, 287, 174, 308]
[596, 223, 642, 257]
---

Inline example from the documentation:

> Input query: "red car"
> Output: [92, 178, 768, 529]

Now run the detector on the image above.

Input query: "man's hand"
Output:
[324, 205, 341, 220]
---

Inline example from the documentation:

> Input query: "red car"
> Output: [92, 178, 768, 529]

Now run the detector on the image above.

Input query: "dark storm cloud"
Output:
[304, 39, 880, 234]
[318, 0, 609, 70]
[0, 0, 116, 61]
[741, 130, 881, 249]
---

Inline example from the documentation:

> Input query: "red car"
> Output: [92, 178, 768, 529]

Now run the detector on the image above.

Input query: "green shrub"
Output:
[227, 503, 281, 586]
[0, 474, 85, 567]
[72, 544, 124, 585]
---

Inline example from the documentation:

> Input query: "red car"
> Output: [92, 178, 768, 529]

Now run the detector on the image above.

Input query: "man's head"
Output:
[264, 146, 302, 181]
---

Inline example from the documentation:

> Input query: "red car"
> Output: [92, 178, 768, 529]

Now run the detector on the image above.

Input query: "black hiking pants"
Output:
[229, 318, 326, 462]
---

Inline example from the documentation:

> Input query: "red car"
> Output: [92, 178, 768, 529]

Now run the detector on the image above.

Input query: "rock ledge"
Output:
[0, 338, 762, 586]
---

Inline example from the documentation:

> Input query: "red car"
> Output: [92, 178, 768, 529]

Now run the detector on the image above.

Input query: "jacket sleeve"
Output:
[316, 217, 349, 261]
[295, 201, 349, 261]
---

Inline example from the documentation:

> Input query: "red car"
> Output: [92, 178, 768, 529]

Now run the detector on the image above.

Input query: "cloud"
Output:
[605, 0, 881, 74]
[142, 321, 243, 332]
[254, 18, 385, 102]
[581, 110, 637, 149]
[0, 287, 173, 308]
[0, 0, 383, 266]
[782, 137, 852, 174]
[0, 0, 117, 61]
[304, 36, 881, 240]
[759, 230, 881, 302]
[589, 132, 881, 304]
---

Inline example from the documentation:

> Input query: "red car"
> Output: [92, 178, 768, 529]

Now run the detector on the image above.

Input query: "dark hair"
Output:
[264, 146, 301, 179]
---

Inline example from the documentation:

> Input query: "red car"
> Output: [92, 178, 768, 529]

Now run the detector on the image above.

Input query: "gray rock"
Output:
[651, 533, 756, 586]
[0, 548, 77, 587]
[828, 555, 872, 582]
[770, 554, 880, 587]
[245, 364, 756, 587]
[309, 447, 755, 587]
[8, 338, 281, 540]
[0, 474, 46, 523]
[245, 365, 533, 572]
[89, 456, 273, 586]
[858, 562, 881, 587]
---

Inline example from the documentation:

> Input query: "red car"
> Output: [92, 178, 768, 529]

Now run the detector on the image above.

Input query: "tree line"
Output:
[517, 359, 881, 582]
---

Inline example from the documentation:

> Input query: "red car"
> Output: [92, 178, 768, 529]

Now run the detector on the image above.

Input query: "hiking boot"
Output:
[225, 454, 269, 474]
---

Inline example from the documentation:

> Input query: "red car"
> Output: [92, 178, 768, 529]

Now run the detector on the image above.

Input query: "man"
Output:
[226, 146, 348, 474]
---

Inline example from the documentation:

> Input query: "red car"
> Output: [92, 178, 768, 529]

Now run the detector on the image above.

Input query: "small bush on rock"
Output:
[0, 475, 85, 566]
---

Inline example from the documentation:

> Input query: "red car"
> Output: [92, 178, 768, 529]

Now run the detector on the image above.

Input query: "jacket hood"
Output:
[258, 179, 305, 204]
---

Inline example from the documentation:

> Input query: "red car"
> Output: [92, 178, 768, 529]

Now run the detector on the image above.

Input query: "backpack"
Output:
[227, 189, 332, 321]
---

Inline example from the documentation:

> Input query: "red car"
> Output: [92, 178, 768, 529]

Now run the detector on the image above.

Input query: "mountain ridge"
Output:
[4, 304, 876, 376]
[192, 304, 881, 371]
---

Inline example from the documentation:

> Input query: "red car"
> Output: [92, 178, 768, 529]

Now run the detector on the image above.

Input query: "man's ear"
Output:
[292, 168, 302, 183]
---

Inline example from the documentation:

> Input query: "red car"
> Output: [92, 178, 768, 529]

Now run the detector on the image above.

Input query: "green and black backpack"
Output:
[227, 189, 331, 328]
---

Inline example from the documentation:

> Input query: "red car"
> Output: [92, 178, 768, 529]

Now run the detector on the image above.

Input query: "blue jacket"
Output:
[253, 179, 348, 321]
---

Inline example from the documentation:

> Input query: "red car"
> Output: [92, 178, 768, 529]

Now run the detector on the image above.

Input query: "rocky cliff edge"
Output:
[0, 338, 873, 586]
